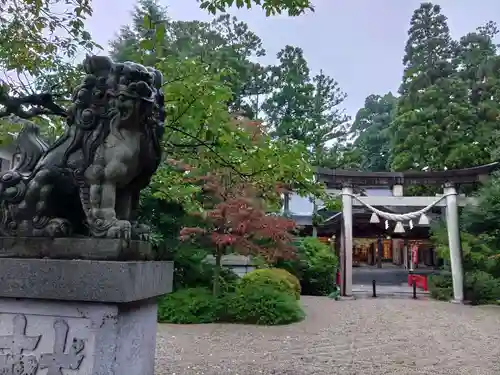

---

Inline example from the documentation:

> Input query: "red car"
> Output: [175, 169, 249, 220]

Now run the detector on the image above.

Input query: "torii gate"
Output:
[316, 162, 500, 303]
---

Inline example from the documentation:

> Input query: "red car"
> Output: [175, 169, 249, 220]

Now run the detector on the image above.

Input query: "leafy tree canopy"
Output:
[350, 93, 396, 172]
[197, 0, 314, 16]
[106, 0, 337, 244]
[388, 3, 500, 173]
[262, 45, 349, 168]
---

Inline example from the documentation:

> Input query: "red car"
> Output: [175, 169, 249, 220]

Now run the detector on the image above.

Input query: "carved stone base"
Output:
[0, 258, 173, 375]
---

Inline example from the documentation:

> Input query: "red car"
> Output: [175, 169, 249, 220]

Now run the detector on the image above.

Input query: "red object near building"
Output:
[336, 271, 341, 286]
[408, 274, 428, 291]
[411, 244, 418, 264]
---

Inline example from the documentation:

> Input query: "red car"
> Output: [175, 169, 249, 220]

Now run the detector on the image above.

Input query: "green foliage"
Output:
[0, 0, 99, 76]
[428, 272, 453, 301]
[225, 286, 304, 325]
[428, 270, 500, 304]
[0, 0, 100, 144]
[111, 0, 329, 215]
[158, 288, 221, 324]
[430, 174, 500, 304]
[239, 268, 299, 299]
[170, 247, 239, 292]
[197, 0, 314, 17]
[350, 93, 396, 171]
[388, 3, 500, 172]
[431, 223, 499, 277]
[262, 46, 349, 167]
[277, 237, 338, 296]
[157, 273, 305, 325]
[465, 270, 500, 305]
[269, 268, 301, 298]
[110, 1, 270, 118]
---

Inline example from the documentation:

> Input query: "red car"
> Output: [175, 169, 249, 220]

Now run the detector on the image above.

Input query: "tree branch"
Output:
[0, 92, 67, 119]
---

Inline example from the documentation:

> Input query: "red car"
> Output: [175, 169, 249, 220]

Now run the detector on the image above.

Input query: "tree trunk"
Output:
[312, 199, 318, 238]
[213, 248, 222, 297]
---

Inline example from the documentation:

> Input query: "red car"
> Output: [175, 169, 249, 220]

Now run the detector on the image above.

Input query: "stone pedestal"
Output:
[0, 257, 173, 375]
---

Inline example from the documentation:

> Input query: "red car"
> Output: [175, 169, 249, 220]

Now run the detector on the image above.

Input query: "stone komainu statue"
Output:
[0, 55, 165, 239]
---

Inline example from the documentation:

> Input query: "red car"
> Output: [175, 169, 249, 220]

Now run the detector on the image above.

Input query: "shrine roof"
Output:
[316, 162, 500, 187]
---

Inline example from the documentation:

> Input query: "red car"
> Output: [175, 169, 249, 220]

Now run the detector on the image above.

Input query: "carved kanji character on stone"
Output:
[12, 356, 38, 375]
[0, 315, 40, 355]
[39, 319, 85, 375]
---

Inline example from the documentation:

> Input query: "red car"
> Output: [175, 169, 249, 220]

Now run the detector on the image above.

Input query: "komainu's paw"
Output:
[106, 220, 132, 239]
[131, 222, 150, 241]
[32, 217, 72, 237]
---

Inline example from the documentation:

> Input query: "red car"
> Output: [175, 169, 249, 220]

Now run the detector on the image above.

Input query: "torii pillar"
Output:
[341, 184, 353, 296]
[444, 183, 464, 303]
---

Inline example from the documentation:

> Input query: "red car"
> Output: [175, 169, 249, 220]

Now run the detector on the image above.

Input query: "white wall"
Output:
[287, 187, 390, 215]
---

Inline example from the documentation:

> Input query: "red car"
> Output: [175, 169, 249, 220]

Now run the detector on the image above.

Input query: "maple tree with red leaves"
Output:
[180, 169, 297, 296]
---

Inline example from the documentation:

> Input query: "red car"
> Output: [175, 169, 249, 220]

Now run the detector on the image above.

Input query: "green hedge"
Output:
[158, 268, 305, 325]
[158, 287, 221, 324]
[428, 271, 500, 305]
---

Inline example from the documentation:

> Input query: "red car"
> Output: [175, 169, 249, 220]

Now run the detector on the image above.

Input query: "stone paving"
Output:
[155, 296, 500, 375]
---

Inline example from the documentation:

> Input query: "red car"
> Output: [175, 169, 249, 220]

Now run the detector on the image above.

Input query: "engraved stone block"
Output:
[0, 259, 173, 375]
[0, 312, 88, 375]
[0, 299, 157, 375]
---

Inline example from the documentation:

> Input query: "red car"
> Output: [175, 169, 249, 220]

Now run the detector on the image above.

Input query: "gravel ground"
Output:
[155, 296, 500, 375]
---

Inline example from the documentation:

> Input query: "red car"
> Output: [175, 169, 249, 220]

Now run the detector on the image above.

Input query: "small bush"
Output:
[225, 286, 305, 325]
[465, 270, 500, 305]
[158, 288, 220, 324]
[271, 268, 301, 298]
[428, 272, 453, 301]
[239, 268, 299, 299]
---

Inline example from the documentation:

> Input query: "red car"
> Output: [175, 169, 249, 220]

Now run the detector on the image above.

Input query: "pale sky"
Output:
[86, 0, 500, 118]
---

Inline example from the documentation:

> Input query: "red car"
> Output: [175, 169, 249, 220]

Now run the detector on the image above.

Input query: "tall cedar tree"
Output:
[389, 2, 463, 172]
[263, 45, 349, 164]
[390, 3, 500, 172]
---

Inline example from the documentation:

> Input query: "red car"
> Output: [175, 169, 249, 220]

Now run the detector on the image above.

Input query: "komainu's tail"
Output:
[9, 116, 49, 173]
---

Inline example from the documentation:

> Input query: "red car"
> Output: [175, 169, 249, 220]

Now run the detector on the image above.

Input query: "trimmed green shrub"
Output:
[272, 268, 301, 298]
[239, 268, 299, 299]
[158, 288, 221, 324]
[225, 286, 305, 325]
[465, 270, 500, 305]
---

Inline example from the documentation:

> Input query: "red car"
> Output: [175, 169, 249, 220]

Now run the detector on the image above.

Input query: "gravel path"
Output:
[155, 296, 500, 375]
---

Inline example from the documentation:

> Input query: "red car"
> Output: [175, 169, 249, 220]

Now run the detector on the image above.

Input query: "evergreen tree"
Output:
[262, 46, 349, 164]
[399, 2, 454, 96]
[389, 2, 472, 171]
[109, 0, 271, 118]
[454, 22, 500, 162]
[351, 93, 396, 172]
